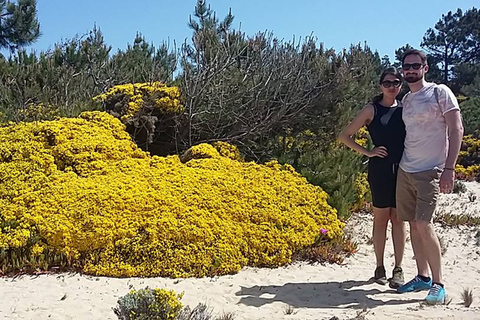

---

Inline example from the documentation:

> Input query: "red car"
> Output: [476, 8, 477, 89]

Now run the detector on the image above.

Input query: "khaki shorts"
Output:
[396, 168, 440, 222]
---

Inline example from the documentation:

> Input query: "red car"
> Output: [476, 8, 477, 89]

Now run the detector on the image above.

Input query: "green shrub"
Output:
[113, 287, 183, 320]
[453, 180, 467, 194]
[297, 147, 368, 220]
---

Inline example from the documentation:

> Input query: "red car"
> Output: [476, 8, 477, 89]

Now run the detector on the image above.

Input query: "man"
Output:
[395, 49, 463, 304]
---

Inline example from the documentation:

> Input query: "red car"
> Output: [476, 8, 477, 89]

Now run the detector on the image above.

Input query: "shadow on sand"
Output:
[236, 279, 422, 309]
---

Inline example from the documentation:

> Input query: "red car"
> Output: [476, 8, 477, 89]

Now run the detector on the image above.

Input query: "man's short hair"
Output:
[402, 49, 428, 65]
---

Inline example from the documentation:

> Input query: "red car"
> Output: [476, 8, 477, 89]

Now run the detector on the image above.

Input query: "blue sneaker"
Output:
[397, 276, 432, 293]
[425, 283, 446, 304]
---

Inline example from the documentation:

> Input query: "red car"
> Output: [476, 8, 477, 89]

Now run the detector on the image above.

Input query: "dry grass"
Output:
[437, 235, 447, 256]
[468, 192, 477, 202]
[282, 304, 297, 315]
[444, 295, 453, 306]
[461, 288, 474, 307]
[350, 307, 369, 320]
[293, 235, 358, 265]
[216, 312, 236, 320]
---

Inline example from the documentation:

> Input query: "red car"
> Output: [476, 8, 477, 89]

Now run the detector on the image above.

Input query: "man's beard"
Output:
[404, 74, 422, 83]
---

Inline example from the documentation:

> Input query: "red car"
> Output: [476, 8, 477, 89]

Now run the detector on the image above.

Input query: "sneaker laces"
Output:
[404, 276, 422, 286]
[428, 284, 442, 296]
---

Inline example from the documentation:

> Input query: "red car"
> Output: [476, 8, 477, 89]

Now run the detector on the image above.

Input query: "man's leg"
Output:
[409, 220, 430, 277]
[396, 169, 432, 293]
[415, 220, 442, 284]
[414, 169, 444, 304]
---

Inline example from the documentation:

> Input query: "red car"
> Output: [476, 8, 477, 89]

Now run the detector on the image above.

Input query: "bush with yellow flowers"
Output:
[93, 82, 183, 154]
[93, 82, 183, 122]
[15, 103, 60, 122]
[456, 135, 480, 181]
[0, 111, 343, 277]
[114, 287, 183, 320]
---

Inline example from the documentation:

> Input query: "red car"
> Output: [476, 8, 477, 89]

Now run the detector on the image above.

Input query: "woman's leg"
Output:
[372, 206, 391, 268]
[390, 208, 406, 267]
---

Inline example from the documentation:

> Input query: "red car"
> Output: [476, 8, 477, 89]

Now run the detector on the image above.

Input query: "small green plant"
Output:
[461, 288, 474, 307]
[453, 180, 467, 194]
[113, 287, 183, 320]
[434, 212, 480, 227]
[475, 230, 480, 246]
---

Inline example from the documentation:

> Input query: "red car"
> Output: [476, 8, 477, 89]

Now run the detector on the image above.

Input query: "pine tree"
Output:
[0, 0, 40, 51]
[421, 9, 466, 83]
[458, 8, 480, 64]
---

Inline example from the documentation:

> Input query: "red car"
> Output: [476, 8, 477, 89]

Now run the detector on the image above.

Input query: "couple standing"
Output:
[339, 49, 464, 304]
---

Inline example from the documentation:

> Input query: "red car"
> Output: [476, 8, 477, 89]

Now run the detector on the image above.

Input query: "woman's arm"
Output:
[338, 104, 387, 158]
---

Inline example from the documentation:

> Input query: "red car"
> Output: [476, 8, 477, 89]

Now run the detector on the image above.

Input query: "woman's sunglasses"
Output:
[381, 80, 402, 88]
[402, 63, 425, 70]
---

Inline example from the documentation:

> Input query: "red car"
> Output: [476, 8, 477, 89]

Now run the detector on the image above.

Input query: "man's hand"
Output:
[439, 169, 455, 193]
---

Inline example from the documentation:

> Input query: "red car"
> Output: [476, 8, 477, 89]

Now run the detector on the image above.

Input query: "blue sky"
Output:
[6, 0, 480, 61]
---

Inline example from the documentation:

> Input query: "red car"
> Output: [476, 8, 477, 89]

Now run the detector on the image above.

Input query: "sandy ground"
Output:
[1, 182, 480, 320]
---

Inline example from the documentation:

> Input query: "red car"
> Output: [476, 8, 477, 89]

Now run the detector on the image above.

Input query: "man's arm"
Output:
[440, 109, 464, 193]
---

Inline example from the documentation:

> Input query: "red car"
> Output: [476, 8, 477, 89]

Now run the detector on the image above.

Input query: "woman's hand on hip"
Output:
[367, 146, 388, 158]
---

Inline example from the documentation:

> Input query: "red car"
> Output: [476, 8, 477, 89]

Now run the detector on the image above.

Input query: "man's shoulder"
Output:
[432, 83, 454, 94]
[401, 92, 411, 104]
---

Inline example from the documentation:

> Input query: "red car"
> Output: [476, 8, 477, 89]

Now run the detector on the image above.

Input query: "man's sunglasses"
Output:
[402, 63, 425, 70]
[381, 80, 402, 88]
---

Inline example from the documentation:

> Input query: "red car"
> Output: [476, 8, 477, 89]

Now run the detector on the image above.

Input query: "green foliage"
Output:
[461, 97, 480, 136]
[0, 26, 177, 122]
[113, 288, 236, 320]
[462, 73, 480, 97]
[0, 0, 40, 51]
[453, 180, 467, 194]
[297, 146, 367, 220]
[113, 288, 183, 320]
[179, 0, 381, 160]
[421, 9, 466, 83]
[419, 7, 480, 91]
[110, 33, 177, 83]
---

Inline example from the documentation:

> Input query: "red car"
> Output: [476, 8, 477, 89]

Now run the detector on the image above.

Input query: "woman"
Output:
[338, 67, 407, 288]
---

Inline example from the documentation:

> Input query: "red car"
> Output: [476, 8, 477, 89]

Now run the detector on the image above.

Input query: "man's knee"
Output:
[412, 220, 434, 236]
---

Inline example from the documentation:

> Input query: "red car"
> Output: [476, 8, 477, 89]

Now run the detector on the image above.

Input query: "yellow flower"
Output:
[0, 111, 343, 277]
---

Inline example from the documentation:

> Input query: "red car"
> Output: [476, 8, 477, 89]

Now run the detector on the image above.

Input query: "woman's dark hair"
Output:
[372, 67, 403, 104]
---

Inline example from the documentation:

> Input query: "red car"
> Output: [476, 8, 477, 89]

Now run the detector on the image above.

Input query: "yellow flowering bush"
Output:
[212, 141, 243, 161]
[93, 82, 183, 122]
[113, 287, 183, 320]
[0, 111, 343, 277]
[456, 135, 480, 181]
[352, 172, 371, 211]
[353, 126, 369, 148]
[15, 103, 60, 122]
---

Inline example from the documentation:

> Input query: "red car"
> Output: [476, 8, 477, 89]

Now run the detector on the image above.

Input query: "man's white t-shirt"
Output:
[399, 83, 460, 173]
